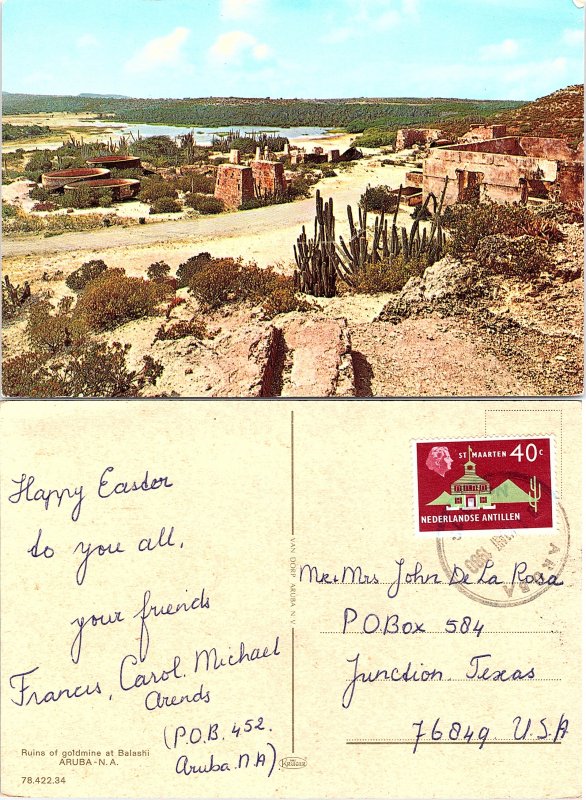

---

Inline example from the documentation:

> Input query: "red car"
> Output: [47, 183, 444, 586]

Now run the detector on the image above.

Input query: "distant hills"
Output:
[78, 93, 130, 99]
[1, 91, 523, 132]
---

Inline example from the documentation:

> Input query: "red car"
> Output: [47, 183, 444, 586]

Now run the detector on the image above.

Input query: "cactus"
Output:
[294, 177, 449, 297]
[294, 190, 341, 297]
[528, 476, 541, 512]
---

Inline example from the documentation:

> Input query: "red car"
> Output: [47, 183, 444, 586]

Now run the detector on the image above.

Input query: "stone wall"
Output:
[396, 128, 446, 150]
[460, 124, 507, 143]
[214, 164, 254, 209]
[251, 160, 286, 195]
[422, 136, 583, 206]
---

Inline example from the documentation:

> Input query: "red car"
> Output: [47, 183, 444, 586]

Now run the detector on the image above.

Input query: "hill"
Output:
[1, 92, 522, 131]
[492, 84, 584, 145]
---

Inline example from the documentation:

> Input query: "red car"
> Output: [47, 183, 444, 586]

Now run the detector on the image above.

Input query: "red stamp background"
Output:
[415, 437, 553, 535]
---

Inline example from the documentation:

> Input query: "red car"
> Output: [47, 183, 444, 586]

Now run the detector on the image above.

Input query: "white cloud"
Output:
[209, 30, 273, 63]
[321, 27, 353, 44]
[125, 27, 191, 74]
[321, 0, 416, 43]
[76, 34, 99, 49]
[402, 0, 419, 15]
[220, 0, 263, 20]
[378, 10, 400, 28]
[562, 28, 584, 46]
[479, 38, 520, 60]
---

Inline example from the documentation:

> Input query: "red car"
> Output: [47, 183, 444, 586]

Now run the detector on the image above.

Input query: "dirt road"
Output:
[2, 159, 412, 267]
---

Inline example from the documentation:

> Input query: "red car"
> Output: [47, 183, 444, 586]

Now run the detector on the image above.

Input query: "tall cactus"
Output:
[294, 178, 449, 297]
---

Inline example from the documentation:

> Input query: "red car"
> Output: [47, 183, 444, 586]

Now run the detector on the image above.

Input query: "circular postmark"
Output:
[436, 500, 570, 607]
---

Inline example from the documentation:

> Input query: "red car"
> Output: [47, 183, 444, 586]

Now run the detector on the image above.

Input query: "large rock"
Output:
[280, 316, 355, 397]
[378, 256, 479, 321]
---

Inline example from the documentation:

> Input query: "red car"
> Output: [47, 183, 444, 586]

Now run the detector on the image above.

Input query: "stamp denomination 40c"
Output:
[413, 436, 556, 537]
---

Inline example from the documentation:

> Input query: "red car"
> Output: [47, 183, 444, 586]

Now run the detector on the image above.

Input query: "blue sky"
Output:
[1, 0, 583, 100]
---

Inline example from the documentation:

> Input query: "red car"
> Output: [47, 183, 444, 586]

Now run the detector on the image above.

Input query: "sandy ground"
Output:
[2, 156, 415, 276]
[2, 112, 127, 152]
[4, 140, 581, 398]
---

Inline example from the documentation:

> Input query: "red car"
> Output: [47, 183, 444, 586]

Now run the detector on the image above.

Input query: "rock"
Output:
[378, 256, 479, 321]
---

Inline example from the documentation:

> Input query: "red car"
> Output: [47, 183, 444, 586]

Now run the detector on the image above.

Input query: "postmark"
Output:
[435, 501, 570, 607]
[413, 436, 556, 537]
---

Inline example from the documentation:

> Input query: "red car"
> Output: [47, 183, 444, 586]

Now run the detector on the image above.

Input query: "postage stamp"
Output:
[413, 436, 556, 537]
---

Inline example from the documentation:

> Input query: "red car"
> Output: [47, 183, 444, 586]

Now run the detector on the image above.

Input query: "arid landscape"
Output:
[2, 83, 584, 397]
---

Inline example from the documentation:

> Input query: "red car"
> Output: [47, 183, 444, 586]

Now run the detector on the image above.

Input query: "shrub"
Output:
[355, 129, 397, 149]
[32, 201, 58, 212]
[3, 209, 138, 235]
[149, 197, 182, 214]
[188, 259, 307, 313]
[185, 193, 224, 214]
[353, 254, 428, 294]
[30, 186, 51, 202]
[147, 261, 171, 281]
[476, 234, 551, 277]
[165, 296, 186, 318]
[2, 203, 18, 219]
[61, 185, 95, 209]
[444, 201, 563, 258]
[176, 252, 213, 288]
[179, 173, 215, 194]
[360, 185, 397, 213]
[261, 282, 312, 319]
[154, 316, 208, 341]
[188, 259, 242, 309]
[2, 274, 30, 319]
[66, 260, 109, 291]
[138, 176, 178, 203]
[26, 299, 86, 354]
[74, 268, 172, 330]
[288, 174, 314, 199]
[2, 343, 163, 398]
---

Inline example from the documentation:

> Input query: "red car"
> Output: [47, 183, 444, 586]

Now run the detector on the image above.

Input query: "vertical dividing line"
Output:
[291, 410, 295, 538]
[291, 628, 295, 754]
[290, 410, 295, 754]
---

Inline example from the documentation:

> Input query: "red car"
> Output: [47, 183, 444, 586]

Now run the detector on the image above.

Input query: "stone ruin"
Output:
[214, 151, 286, 209]
[396, 128, 452, 150]
[214, 142, 362, 208]
[422, 134, 584, 206]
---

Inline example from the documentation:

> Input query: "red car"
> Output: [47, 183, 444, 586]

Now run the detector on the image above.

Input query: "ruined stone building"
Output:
[422, 135, 584, 206]
[396, 128, 451, 150]
[214, 154, 286, 210]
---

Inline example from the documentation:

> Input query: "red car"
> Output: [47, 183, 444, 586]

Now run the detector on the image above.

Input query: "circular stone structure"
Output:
[63, 177, 141, 201]
[41, 168, 110, 191]
[86, 155, 141, 171]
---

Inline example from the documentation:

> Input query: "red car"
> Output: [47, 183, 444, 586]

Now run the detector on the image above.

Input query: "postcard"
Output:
[0, 399, 581, 798]
[1, 0, 584, 398]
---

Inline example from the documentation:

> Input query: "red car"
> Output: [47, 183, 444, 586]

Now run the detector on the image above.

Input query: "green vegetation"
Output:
[3, 263, 169, 397]
[3, 342, 163, 397]
[65, 259, 109, 291]
[178, 252, 310, 316]
[149, 197, 182, 214]
[74, 268, 173, 330]
[184, 193, 224, 213]
[3, 92, 523, 131]
[352, 253, 428, 293]
[354, 128, 397, 148]
[2, 123, 51, 141]
[360, 185, 397, 213]
[442, 201, 563, 258]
